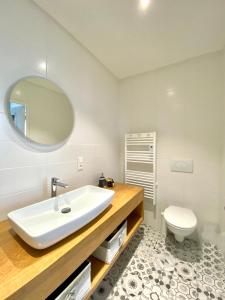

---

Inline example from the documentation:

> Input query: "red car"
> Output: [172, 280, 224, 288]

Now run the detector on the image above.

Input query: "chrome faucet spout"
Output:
[56, 182, 69, 188]
[51, 177, 69, 198]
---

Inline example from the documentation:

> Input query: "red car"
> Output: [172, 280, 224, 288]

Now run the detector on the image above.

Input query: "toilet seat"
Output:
[164, 206, 197, 229]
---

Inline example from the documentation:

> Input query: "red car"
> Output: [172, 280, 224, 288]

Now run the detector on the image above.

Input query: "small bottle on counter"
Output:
[98, 173, 106, 188]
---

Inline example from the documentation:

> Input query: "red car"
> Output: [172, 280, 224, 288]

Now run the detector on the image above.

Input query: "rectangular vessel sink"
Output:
[8, 185, 115, 249]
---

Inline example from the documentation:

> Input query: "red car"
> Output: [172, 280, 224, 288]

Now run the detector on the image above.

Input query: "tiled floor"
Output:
[91, 224, 225, 300]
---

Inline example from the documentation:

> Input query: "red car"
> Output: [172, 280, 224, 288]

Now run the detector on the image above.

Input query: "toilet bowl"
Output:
[163, 206, 197, 242]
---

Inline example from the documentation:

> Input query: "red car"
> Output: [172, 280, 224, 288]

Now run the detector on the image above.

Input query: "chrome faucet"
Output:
[51, 177, 68, 197]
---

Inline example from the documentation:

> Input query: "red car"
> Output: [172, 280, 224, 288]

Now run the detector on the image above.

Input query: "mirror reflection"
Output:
[7, 76, 74, 147]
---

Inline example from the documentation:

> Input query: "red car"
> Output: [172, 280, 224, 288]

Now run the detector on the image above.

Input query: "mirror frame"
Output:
[4, 76, 75, 152]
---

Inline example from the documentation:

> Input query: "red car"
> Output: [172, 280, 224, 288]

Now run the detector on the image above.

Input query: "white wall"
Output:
[119, 52, 223, 234]
[0, 0, 120, 220]
[221, 49, 225, 232]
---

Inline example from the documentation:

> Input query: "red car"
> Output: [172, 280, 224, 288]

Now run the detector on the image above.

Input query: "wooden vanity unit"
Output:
[0, 183, 144, 300]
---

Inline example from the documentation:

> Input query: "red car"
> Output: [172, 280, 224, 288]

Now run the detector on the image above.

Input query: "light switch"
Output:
[170, 160, 193, 173]
[77, 156, 84, 171]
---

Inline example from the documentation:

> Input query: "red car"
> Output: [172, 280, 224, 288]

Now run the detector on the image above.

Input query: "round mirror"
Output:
[5, 76, 74, 151]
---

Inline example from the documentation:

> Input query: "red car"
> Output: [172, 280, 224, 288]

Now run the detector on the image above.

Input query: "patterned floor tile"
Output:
[91, 224, 225, 300]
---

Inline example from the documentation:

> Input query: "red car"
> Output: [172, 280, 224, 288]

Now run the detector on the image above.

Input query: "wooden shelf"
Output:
[84, 209, 143, 300]
[0, 183, 144, 300]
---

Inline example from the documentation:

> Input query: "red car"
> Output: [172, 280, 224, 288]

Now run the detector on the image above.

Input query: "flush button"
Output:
[170, 160, 193, 173]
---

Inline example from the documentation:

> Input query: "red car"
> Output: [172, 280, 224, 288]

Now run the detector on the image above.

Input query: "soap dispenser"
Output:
[98, 173, 106, 188]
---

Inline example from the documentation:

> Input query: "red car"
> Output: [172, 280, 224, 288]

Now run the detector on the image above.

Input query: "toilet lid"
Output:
[164, 206, 197, 229]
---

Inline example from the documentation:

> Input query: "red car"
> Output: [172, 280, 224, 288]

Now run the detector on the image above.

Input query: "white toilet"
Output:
[163, 206, 197, 242]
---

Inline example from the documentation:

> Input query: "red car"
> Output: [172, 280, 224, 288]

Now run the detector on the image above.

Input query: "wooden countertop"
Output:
[0, 183, 143, 300]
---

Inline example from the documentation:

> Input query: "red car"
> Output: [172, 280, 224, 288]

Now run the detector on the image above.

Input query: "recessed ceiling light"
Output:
[139, 0, 151, 11]
[38, 61, 47, 71]
[15, 90, 21, 96]
[167, 88, 175, 97]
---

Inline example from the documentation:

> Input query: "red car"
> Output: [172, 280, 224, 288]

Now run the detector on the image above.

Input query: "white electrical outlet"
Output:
[77, 156, 84, 171]
[170, 160, 193, 173]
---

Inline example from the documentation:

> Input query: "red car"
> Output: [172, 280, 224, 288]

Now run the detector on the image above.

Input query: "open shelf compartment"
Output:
[84, 202, 144, 299]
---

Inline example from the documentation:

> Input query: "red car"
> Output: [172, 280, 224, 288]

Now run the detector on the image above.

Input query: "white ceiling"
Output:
[33, 0, 225, 79]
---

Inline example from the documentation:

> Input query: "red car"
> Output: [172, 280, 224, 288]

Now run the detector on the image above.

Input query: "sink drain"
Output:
[61, 207, 71, 214]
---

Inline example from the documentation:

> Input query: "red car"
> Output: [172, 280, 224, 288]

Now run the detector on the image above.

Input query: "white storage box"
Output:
[46, 260, 91, 300]
[92, 221, 127, 264]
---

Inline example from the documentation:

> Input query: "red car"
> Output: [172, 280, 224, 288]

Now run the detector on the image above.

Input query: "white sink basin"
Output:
[8, 185, 115, 249]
